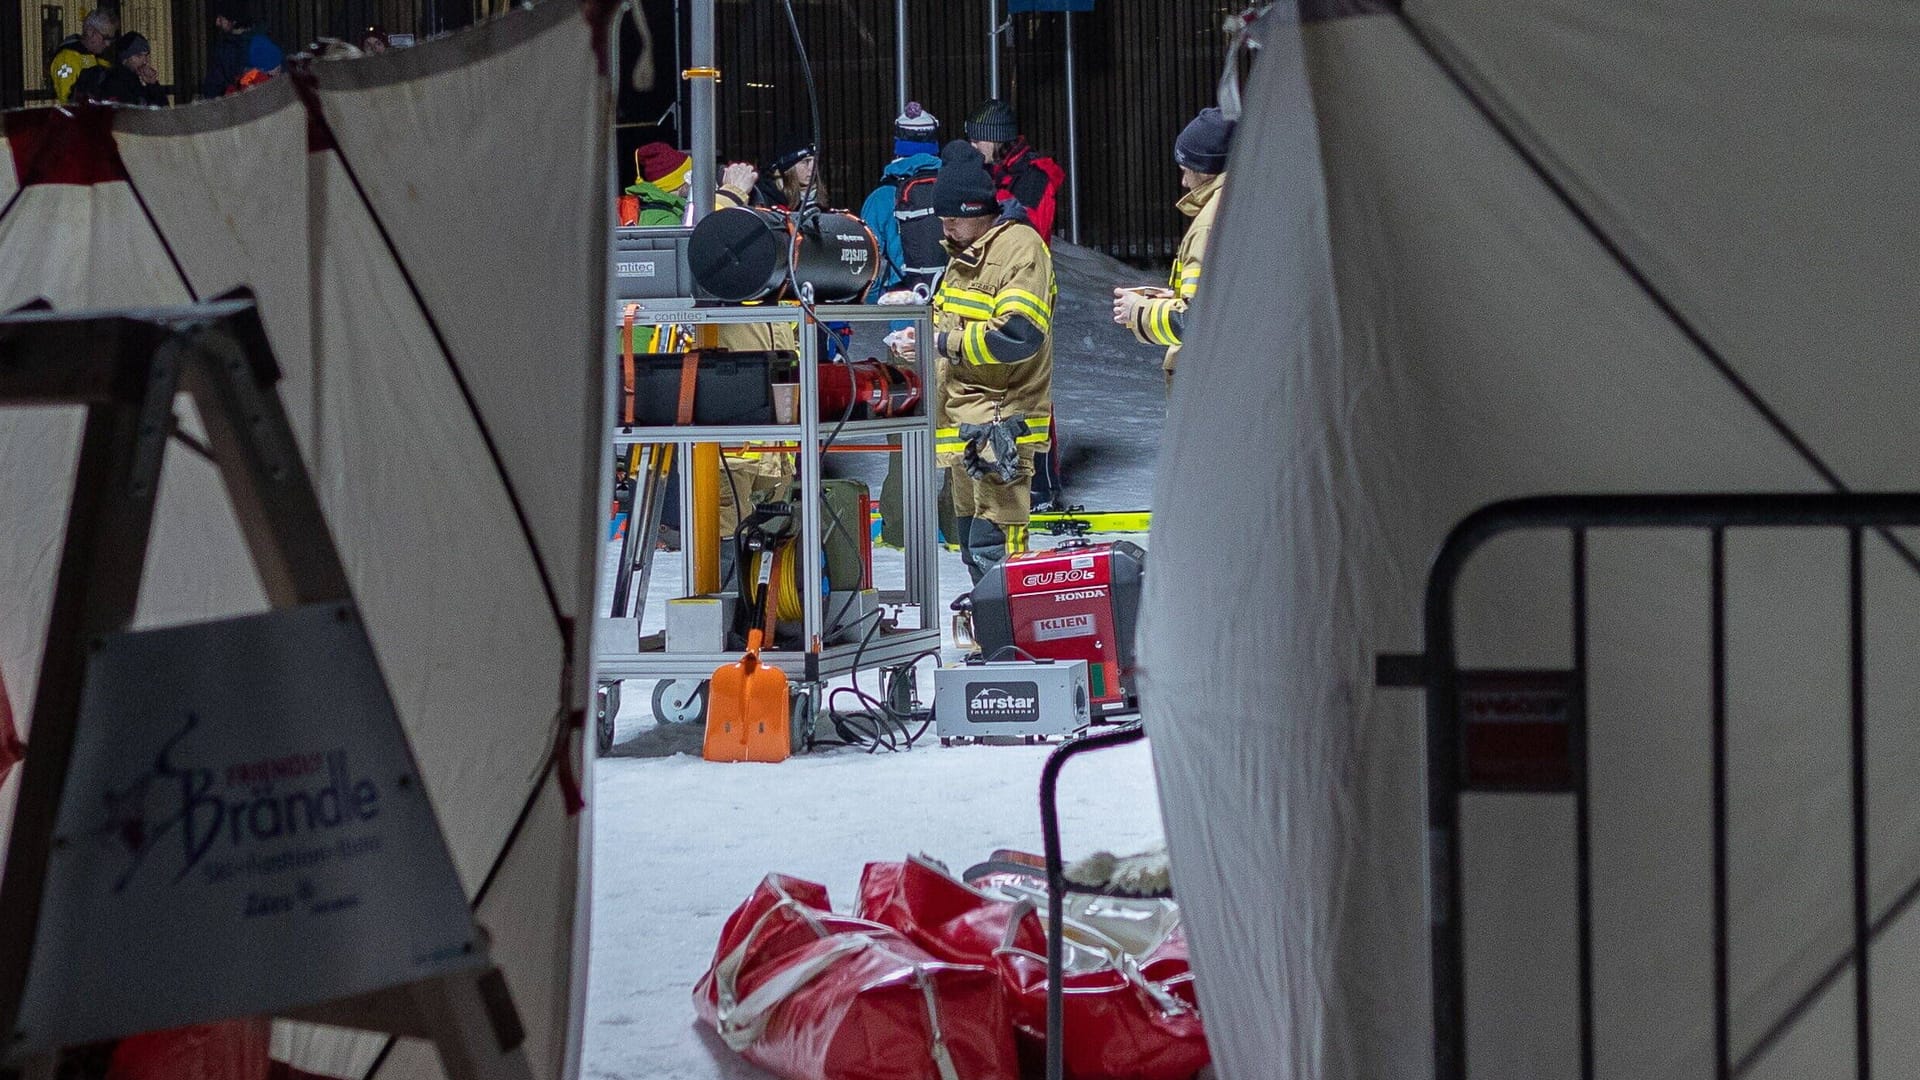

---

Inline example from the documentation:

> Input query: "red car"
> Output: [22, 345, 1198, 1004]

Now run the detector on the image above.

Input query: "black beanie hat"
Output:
[939, 138, 985, 168]
[1174, 106, 1235, 174]
[933, 143, 999, 218]
[769, 133, 816, 173]
[964, 99, 1019, 144]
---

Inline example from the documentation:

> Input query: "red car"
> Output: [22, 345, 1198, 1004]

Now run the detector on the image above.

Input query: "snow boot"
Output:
[955, 515, 981, 581]
[965, 519, 1007, 584]
[1029, 447, 1064, 512]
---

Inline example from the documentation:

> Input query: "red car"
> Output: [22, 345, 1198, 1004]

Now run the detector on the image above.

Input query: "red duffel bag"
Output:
[864, 857, 1210, 1080]
[995, 916, 1208, 1080]
[856, 855, 1048, 964]
[693, 873, 1020, 1080]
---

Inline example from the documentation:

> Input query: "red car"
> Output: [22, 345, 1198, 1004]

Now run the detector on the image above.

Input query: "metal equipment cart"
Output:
[595, 301, 943, 748]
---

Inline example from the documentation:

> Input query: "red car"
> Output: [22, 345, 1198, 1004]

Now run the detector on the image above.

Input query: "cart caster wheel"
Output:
[790, 692, 814, 754]
[652, 679, 710, 725]
[595, 682, 620, 756]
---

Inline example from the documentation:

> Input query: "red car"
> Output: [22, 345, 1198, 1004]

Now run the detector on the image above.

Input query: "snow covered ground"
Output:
[584, 242, 1170, 1079]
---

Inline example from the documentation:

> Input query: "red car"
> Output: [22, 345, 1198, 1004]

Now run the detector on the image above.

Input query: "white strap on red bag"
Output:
[708, 888, 966, 1080]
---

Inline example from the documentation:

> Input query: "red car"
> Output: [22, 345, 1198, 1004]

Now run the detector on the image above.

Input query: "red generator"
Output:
[970, 540, 1144, 714]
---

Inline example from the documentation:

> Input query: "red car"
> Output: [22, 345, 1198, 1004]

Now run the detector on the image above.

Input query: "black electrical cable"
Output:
[776, 0, 824, 218]
[987, 644, 1041, 662]
[821, 618, 939, 754]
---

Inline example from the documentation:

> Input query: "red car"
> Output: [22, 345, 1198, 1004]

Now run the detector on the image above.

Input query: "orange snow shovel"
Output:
[703, 541, 792, 763]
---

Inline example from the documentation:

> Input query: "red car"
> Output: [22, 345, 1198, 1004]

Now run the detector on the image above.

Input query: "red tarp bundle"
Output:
[699, 859, 1210, 1080]
[692, 873, 1019, 1080]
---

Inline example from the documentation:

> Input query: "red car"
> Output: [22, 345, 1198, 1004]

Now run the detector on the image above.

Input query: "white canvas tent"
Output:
[0, 3, 609, 1076]
[1141, 1, 1920, 1078]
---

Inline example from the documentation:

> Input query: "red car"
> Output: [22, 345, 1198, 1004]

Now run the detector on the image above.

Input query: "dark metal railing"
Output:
[1380, 492, 1920, 1080]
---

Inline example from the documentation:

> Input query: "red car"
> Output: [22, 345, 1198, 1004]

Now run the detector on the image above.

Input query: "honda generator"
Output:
[970, 540, 1144, 715]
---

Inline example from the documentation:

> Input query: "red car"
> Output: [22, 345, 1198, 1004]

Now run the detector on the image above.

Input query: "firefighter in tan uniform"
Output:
[897, 144, 1054, 583]
[1113, 106, 1235, 388]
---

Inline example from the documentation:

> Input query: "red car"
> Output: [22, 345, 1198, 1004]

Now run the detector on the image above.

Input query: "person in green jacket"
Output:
[626, 142, 693, 226]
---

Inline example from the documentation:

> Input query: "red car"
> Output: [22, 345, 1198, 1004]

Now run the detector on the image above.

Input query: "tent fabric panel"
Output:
[448, 773, 579, 1080]
[308, 150, 560, 895]
[0, 5, 599, 1066]
[0, 184, 187, 310]
[308, 1, 611, 633]
[1402, 0, 1920, 490]
[0, 137, 16, 209]
[0, 179, 196, 734]
[1139, 9, 1843, 1078]
[113, 86, 316, 456]
[1458, 797, 1580, 1077]
[354, 769, 585, 1080]
[1579, 532, 1718, 1077]
[130, 399, 275, 633]
[0, 408, 82, 874]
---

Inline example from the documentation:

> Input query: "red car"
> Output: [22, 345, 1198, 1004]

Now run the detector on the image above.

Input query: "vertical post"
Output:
[1425, 546, 1467, 1080]
[1711, 528, 1731, 1080]
[689, 0, 717, 224]
[798, 309, 824, 648]
[1849, 526, 1871, 1080]
[1571, 528, 1595, 1080]
[1062, 11, 1081, 246]
[987, 0, 1000, 98]
[894, 0, 908, 116]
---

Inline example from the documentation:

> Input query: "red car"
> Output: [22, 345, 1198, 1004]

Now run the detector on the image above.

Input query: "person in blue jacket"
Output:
[200, 4, 283, 98]
[860, 103, 947, 302]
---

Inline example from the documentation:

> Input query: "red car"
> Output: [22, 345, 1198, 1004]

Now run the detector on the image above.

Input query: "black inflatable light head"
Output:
[688, 207, 878, 304]
[687, 206, 791, 302]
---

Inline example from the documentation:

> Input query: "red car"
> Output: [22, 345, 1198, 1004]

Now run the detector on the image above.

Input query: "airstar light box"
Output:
[933, 659, 1090, 744]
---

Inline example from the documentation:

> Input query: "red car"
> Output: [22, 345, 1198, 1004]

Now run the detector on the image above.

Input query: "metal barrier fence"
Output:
[1381, 493, 1920, 1080]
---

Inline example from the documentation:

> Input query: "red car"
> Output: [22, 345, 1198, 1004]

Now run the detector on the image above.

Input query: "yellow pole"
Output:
[690, 325, 721, 594]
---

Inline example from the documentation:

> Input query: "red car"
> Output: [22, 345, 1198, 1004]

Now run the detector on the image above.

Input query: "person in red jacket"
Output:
[965, 99, 1066, 246]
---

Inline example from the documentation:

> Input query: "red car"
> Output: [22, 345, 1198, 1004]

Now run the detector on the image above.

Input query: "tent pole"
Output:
[1063, 10, 1080, 245]
[689, 0, 716, 223]
[894, 0, 908, 115]
[987, 0, 999, 97]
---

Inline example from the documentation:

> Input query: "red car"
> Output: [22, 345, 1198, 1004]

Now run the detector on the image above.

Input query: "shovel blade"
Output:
[703, 642, 792, 764]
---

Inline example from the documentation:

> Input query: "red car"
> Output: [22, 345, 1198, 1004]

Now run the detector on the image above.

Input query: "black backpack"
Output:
[892, 172, 947, 289]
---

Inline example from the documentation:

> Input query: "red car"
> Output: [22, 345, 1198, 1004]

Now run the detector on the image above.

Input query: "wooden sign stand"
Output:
[0, 299, 531, 1080]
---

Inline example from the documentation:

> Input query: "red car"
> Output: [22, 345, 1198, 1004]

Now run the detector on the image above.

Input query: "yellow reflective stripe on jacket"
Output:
[934, 285, 995, 320]
[1137, 298, 1180, 347]
[935, 414, 1051, 452]
[960, 323, 995, 365]
[1177, 262, 1203, 299]
[992, 287, 1052, 332]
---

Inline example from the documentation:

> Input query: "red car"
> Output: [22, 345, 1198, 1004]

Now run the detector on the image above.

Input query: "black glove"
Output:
[959, 416, 1031, 483]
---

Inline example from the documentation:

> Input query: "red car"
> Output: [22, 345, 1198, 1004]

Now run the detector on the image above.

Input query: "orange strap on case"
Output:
[621, 303, 639, 425]
[676, 348, 701, 426]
